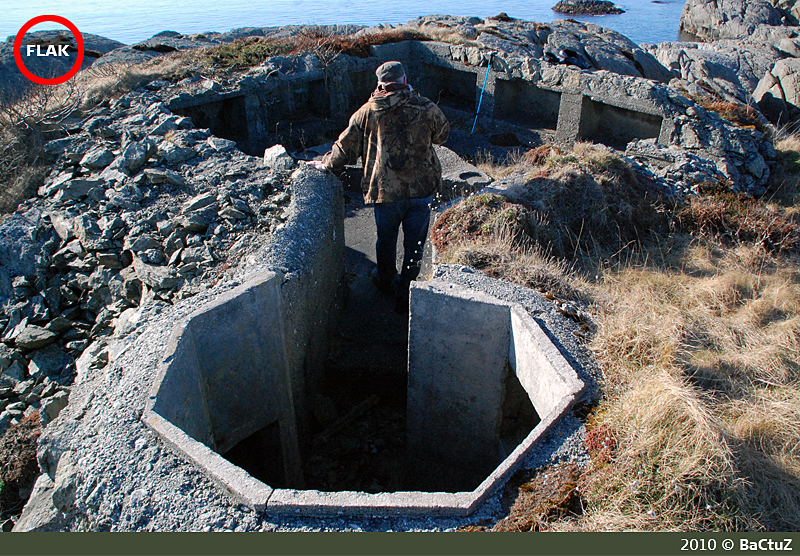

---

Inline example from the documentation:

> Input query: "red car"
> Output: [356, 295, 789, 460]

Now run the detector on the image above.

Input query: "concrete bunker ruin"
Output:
[174, 95, 251, 152]
[577, 97, 663, 150]
[417, 63, 477, 114]
[494, 79, 561, 131]
[166, 41, 675, 158]
[143, 270, 584, 516]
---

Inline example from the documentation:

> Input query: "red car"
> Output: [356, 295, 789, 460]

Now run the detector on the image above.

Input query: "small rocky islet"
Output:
[551, 0, 625, 15]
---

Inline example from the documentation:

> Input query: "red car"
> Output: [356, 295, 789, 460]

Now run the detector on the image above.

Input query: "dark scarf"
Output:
[371, 82, 411, 99]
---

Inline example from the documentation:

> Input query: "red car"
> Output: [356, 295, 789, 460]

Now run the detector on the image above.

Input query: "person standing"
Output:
[308, 61, 449, 312]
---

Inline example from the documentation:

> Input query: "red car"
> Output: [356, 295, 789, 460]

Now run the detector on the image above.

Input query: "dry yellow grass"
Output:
[576, 245, 800, 531]
[440, 232, 588, 301]
[474, 149, 533, 179]
[436, 139, 800, 530]
[78, 50, 202, 105]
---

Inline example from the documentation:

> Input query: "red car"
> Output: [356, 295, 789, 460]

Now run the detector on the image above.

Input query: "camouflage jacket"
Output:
[322, 86, 449, 203]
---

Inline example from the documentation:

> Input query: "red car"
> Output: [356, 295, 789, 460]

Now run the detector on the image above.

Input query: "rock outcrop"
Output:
[552, 0, 624, 15]
[675, 0, 800, 124]
[679, 0, 785, 41]
[754, 57, 800, 121]
[0, 31, 123, 100]
[375, 15, 676, 82]
[644, 37, 784, 103]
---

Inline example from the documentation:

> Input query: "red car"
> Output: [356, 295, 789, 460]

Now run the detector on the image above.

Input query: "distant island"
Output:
[552, 0, 625, 15]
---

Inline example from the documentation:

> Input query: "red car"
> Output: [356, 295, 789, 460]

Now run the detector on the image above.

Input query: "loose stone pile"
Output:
[0, 84, 296, 439]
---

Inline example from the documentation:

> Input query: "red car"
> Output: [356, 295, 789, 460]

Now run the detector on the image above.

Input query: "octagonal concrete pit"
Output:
[143, 276, 583, 517]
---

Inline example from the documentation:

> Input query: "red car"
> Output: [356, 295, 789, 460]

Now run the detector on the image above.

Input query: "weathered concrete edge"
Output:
[265, 488, 476, 517]
[263, 394, 580, 518]
[141, 271, 281, 424]
[510, 305, 586, 398]
[141, 411, 272, 511]
[413, 279, 514, 309]
[465, 392, 579, 513]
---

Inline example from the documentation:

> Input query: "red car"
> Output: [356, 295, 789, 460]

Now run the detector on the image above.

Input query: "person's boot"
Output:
[394, 293, 409, 314]
[370, 267, 396, 295]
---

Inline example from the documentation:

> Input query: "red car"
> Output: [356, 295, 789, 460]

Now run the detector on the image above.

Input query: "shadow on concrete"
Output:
[301, 190, 410, 493]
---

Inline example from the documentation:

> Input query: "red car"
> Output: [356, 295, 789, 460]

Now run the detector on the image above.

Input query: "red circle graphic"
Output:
[14, 15, 85, 86]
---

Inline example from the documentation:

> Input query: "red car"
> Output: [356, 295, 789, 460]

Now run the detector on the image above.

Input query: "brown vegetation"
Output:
[443, 143, 669, 261]
[0, 77, 89, 213]
[688, 94, 765, 132]
[203, 27, 432, 70]
[676, 188, 800, 253]
[0, 126, 47, 215]
[0, 412, 41, 529]
[435, 141, 800, 531]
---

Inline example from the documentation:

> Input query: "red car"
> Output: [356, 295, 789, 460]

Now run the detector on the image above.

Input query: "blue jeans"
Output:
[374, 195, 433, 297]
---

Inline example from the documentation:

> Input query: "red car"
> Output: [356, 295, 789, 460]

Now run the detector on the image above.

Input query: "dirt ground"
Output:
[0, 412, 41, 531]
[460, 462, 584, 532]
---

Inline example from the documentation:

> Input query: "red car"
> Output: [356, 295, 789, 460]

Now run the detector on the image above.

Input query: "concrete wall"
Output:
[417, 63, 478, 113]
[406, 281, 585, 493]
[509, 306, 583, 417]
[273, 170, 346, 445]
[494, 79, 561, 130]
[173, 94, 257, 155]
[150, 273, 303, 486]
[169, 40, 677, 156]
[578, 97, 663, 149]
[145, 167, 345, 498]
[407, 282, 511, 491]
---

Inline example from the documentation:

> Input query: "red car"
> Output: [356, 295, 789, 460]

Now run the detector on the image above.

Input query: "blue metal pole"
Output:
[471, 53, 493, 135]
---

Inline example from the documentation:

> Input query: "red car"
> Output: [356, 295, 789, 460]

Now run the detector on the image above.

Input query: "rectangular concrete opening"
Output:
[417, 63, 476, 113]
[578, 97, 663, 150]
[494, 79, 561, 131]
[287, 79, 330, 119]
[350, 70, 378, 111]
[174, 95, 250, 149]
[265, 80, 336, 151]
[223, 420, 287, 488]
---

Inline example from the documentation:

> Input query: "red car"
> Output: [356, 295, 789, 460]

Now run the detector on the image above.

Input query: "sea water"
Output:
[3, 0, 687, 46]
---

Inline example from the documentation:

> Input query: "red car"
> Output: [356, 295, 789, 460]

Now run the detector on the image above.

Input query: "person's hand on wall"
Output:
[305, 160, 327, 171]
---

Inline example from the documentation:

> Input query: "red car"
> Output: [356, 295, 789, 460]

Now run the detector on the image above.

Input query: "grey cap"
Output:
[376, 61, 405, 82]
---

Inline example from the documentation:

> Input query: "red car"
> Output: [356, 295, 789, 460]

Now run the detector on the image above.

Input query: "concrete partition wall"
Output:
[150, 272, 302, 448]
[407, 282, 511, 490]
[148, 319, 214, 447]
[147, 273, 303, 496]
[407, 280, 586, 494]
[183, 274, 295, 454]
[509, 306, 584, 417]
